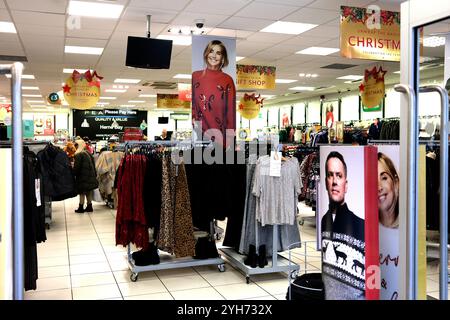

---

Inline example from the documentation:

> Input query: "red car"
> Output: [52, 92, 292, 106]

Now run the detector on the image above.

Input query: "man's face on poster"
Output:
[325, 157, 348, 205]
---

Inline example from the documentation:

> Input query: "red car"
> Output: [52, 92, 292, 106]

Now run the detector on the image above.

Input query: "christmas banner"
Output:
[340, 6, 400, 61]
[360, 66, 386, 111]
[157, 94, 190, 109]
[63, 70, 102, 109]
[238, 93, 264, 120]
[236, 65, 276, 90]
[319, 146, 379, 300]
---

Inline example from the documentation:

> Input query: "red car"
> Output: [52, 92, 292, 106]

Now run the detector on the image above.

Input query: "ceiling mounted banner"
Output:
[238, 93, 264, 120]
[178, 83, 192, 102]
[157, 93, 190, 109]
[63, 70, 103, 109]
[359, 66, 386, 111]
[340, 5, 400, 61]
[237, 65, 276, 90]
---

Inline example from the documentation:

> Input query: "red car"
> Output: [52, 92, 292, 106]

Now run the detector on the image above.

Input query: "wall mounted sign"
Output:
[360, 66, 386, 111]
[178, 83, 192, 102]
[236, 65, 276, 90]
[340, 6, 400, 61]
[157, 94, 190, 109]
[238, 93, 264, 120]
[47, 92, 61, 105]
[63, 70, 103, 109]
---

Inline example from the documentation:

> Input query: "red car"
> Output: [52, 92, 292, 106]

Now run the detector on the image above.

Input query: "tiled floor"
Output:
[25, 197, 449, 300]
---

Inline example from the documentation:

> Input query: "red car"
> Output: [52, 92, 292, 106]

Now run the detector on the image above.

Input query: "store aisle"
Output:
[24, 198, 318, 300]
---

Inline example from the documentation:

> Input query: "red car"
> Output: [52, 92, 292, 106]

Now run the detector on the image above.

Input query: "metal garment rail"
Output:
[0, 62, 24, 300]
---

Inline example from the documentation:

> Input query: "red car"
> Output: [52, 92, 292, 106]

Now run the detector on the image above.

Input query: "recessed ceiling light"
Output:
[344, 81, 353, 84]
[27, 100, 45, 104]
[288, 86, 315, 91]
[139, 94, 157, 98]
[0, 21, 17, 33]
[68, 1, 124, 19]
[65, 45, 104, 55]
[128, 100, 145, 103]
[63, 68, 91, 74]
[275, 79, 297, 84]
[423, 36, 445, 47]
[30, 108, 49, 111]
[393, 70, 401, 74]
[261, 95, 275, 99]
[114, 78, 141, 84]
[305, 74, 311, 78]
[311, 74, 318, 78]
[299, 73, 305, 77]
[5, 74, 35, 79]
[296, 47, 340, 56]
[22, 86, 39, 90]
[236, 56, 245, 62]
[121, 105, 136, 108]
[173, 74, 192, 79]
[23, 94, 42, 97]
[96, 102, 110, 105]
[157, 35, 191, 46]
[105, 89, 127, 93]
[336, 75, 364, 80]
[99, 97, 117, 100]
[261, 21, 317, 35]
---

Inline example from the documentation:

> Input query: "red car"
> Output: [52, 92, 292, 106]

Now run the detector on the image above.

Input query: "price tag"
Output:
[35, 179, 42, 207]
[269, 151, 281, 177]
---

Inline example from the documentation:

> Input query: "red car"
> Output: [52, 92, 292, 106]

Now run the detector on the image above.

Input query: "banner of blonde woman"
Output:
[236, 65, 276, 90]
[156, 94, 190, 109]
[340, 6, 400, 61]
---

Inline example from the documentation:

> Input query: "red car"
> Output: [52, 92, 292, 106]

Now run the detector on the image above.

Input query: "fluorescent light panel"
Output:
[105, 89, 127, 93]
[423, 36, 445, 47]
[336, 75, 363, 80]
[114, 78, 141, 84]
[296, 47, 340, 56]
[0, 21, 16, 33]
[236, 56, 245, 62]
[275, 79, 297, 84]
[23, 94, 42, 97]
[67, 1, 124, 19]
[261, 21, 317, 35]
[63, 68, 91, 74]
[139, 94, 157, 98]
[65, 45, 104, 55]
[157, 35, 191, 46]
[99, 97, 117, 100]
[27, 100, 45, 104]
[128, 100, 145, 103]
[173, 74, 192, 79]
[22, 86, 40, 90]
[289, 86, 315, 91]
[5, 74, 35, 79]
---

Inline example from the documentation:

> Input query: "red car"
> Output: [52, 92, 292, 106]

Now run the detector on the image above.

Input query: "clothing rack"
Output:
[121, 140, 225, 282]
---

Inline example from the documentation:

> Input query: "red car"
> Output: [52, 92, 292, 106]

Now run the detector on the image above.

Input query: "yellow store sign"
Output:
[157, 94, 190, 109]
[237, 65, 276, 90]
[63, 70, 102, 109]
[340, 6, 400, 62]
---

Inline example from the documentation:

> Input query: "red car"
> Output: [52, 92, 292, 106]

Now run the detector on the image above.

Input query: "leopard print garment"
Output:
[157, 155, 175, 254]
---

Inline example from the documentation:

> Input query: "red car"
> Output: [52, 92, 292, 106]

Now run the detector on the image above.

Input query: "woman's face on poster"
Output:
[207, 45, 223, 70]
[377, 161, 397, 215]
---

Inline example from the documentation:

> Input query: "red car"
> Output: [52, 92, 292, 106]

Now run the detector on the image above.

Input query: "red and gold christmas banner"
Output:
[178, 83, 192, 102]
[157, 94, 190, 109]
[340, 6, 400, 61]
[63, 70, 102, 109]
[238, 93, 264, 120]
[236, 65, 276, 90]
[360, 66, 386, 111]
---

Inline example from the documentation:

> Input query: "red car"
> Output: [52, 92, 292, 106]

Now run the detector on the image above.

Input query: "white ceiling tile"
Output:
[115, 20, 167, 34]
[218, 16, 275, 32]
[0, 0, 5, 8]
[15, 25, 64, 37]
[66, 28, 114, 40]
[317, 37, 340, 48]
[0, 46, 25, 56]
[122, 7, 177, 23]
[63, 54, 100, 66]
[70, 17, 117, 30]
[185, 0, 251, 15]
[300, 25, 339, 39]
[370, 0, 402, 12]
[282, 35, 325, 48]
[11, 10, 65, 27]
[6, 0, 67, 14]
[235, 2, 298, 20]
[237, 40, 275, 55]
[170, 12, 229, 28]
[250, 50, 292, 61]
[254, 0, 314, 6]
[285, 7, 337, 24]
[65, 38, 108, 47]
[207, 28, 254, 39]
[129, 0, 191, 11]
[307, 0, 373, 12]
[0, 32, 19, 42]
[245, 32, 294, 44]
[0, 8, 10, 20]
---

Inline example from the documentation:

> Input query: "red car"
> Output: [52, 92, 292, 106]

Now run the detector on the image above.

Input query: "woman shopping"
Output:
[73, 139, 98, 213]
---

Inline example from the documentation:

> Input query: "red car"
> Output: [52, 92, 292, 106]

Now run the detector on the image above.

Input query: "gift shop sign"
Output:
[360, 66, 386, 111]
[157, 94, 190, 109]
[236, 65, 276, 90]
[340, 6, 400, 62]
[63, 70, 103, 109]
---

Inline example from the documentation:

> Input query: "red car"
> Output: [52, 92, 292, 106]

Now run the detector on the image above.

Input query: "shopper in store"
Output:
[83, 136, 94, 154]
[73, 139, 98, 213]
[377, 153, 399, 228]
[192, 39, 236, 147]
[156, 128, 170, 141]
[321, 151, 365, 300]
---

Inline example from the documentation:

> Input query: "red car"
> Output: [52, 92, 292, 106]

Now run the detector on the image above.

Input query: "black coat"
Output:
[37, 144, 76, 201]
[73, 151, 98, 193]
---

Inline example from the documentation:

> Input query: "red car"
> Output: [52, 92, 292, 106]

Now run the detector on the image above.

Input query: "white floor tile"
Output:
[108, 259, 129, 271]
[70, 262, 111, 275]
[39, 256, 69, 267]
[71, 272, 116, 288]
[124, 292, 174, 300]
[72, 284, 122, 300]
[155, 267, 197, 279]
[113, 270, 158, 283]
[118, 279, 168, 296]
[25, 288, 72, 300]
[199, 269, 246, 286]
[69, 253, 108, 265]
[161, 274, 211, 292]
[97, 232, 115, 240]
[254, 279, 289, 295]
[214, 283, 269, 300]
[37, 248, 69, 259]
[243, 295, 276, 300]
[68, 234, 99, 241]
[68, 240, 101, 249]
[38, 265, 70, 278]
[274, 294, 287, 300]
[35, 276, 71, 291]
[69, 246, 104, 256]
[171, 287, 224, 300]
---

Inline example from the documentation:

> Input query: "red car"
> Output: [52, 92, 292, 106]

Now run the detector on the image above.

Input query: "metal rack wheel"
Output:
[290, 270, 299, 280]
[246, 276, 250, 284]
[218, 264, 226, 272]
[130, 273, 139, 282]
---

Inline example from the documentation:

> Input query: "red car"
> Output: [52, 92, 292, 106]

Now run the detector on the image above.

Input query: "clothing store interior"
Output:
[1, 0, 450, 301]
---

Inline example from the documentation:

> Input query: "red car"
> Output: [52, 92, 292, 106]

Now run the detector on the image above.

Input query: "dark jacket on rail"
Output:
[73, 150, 98, 194]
